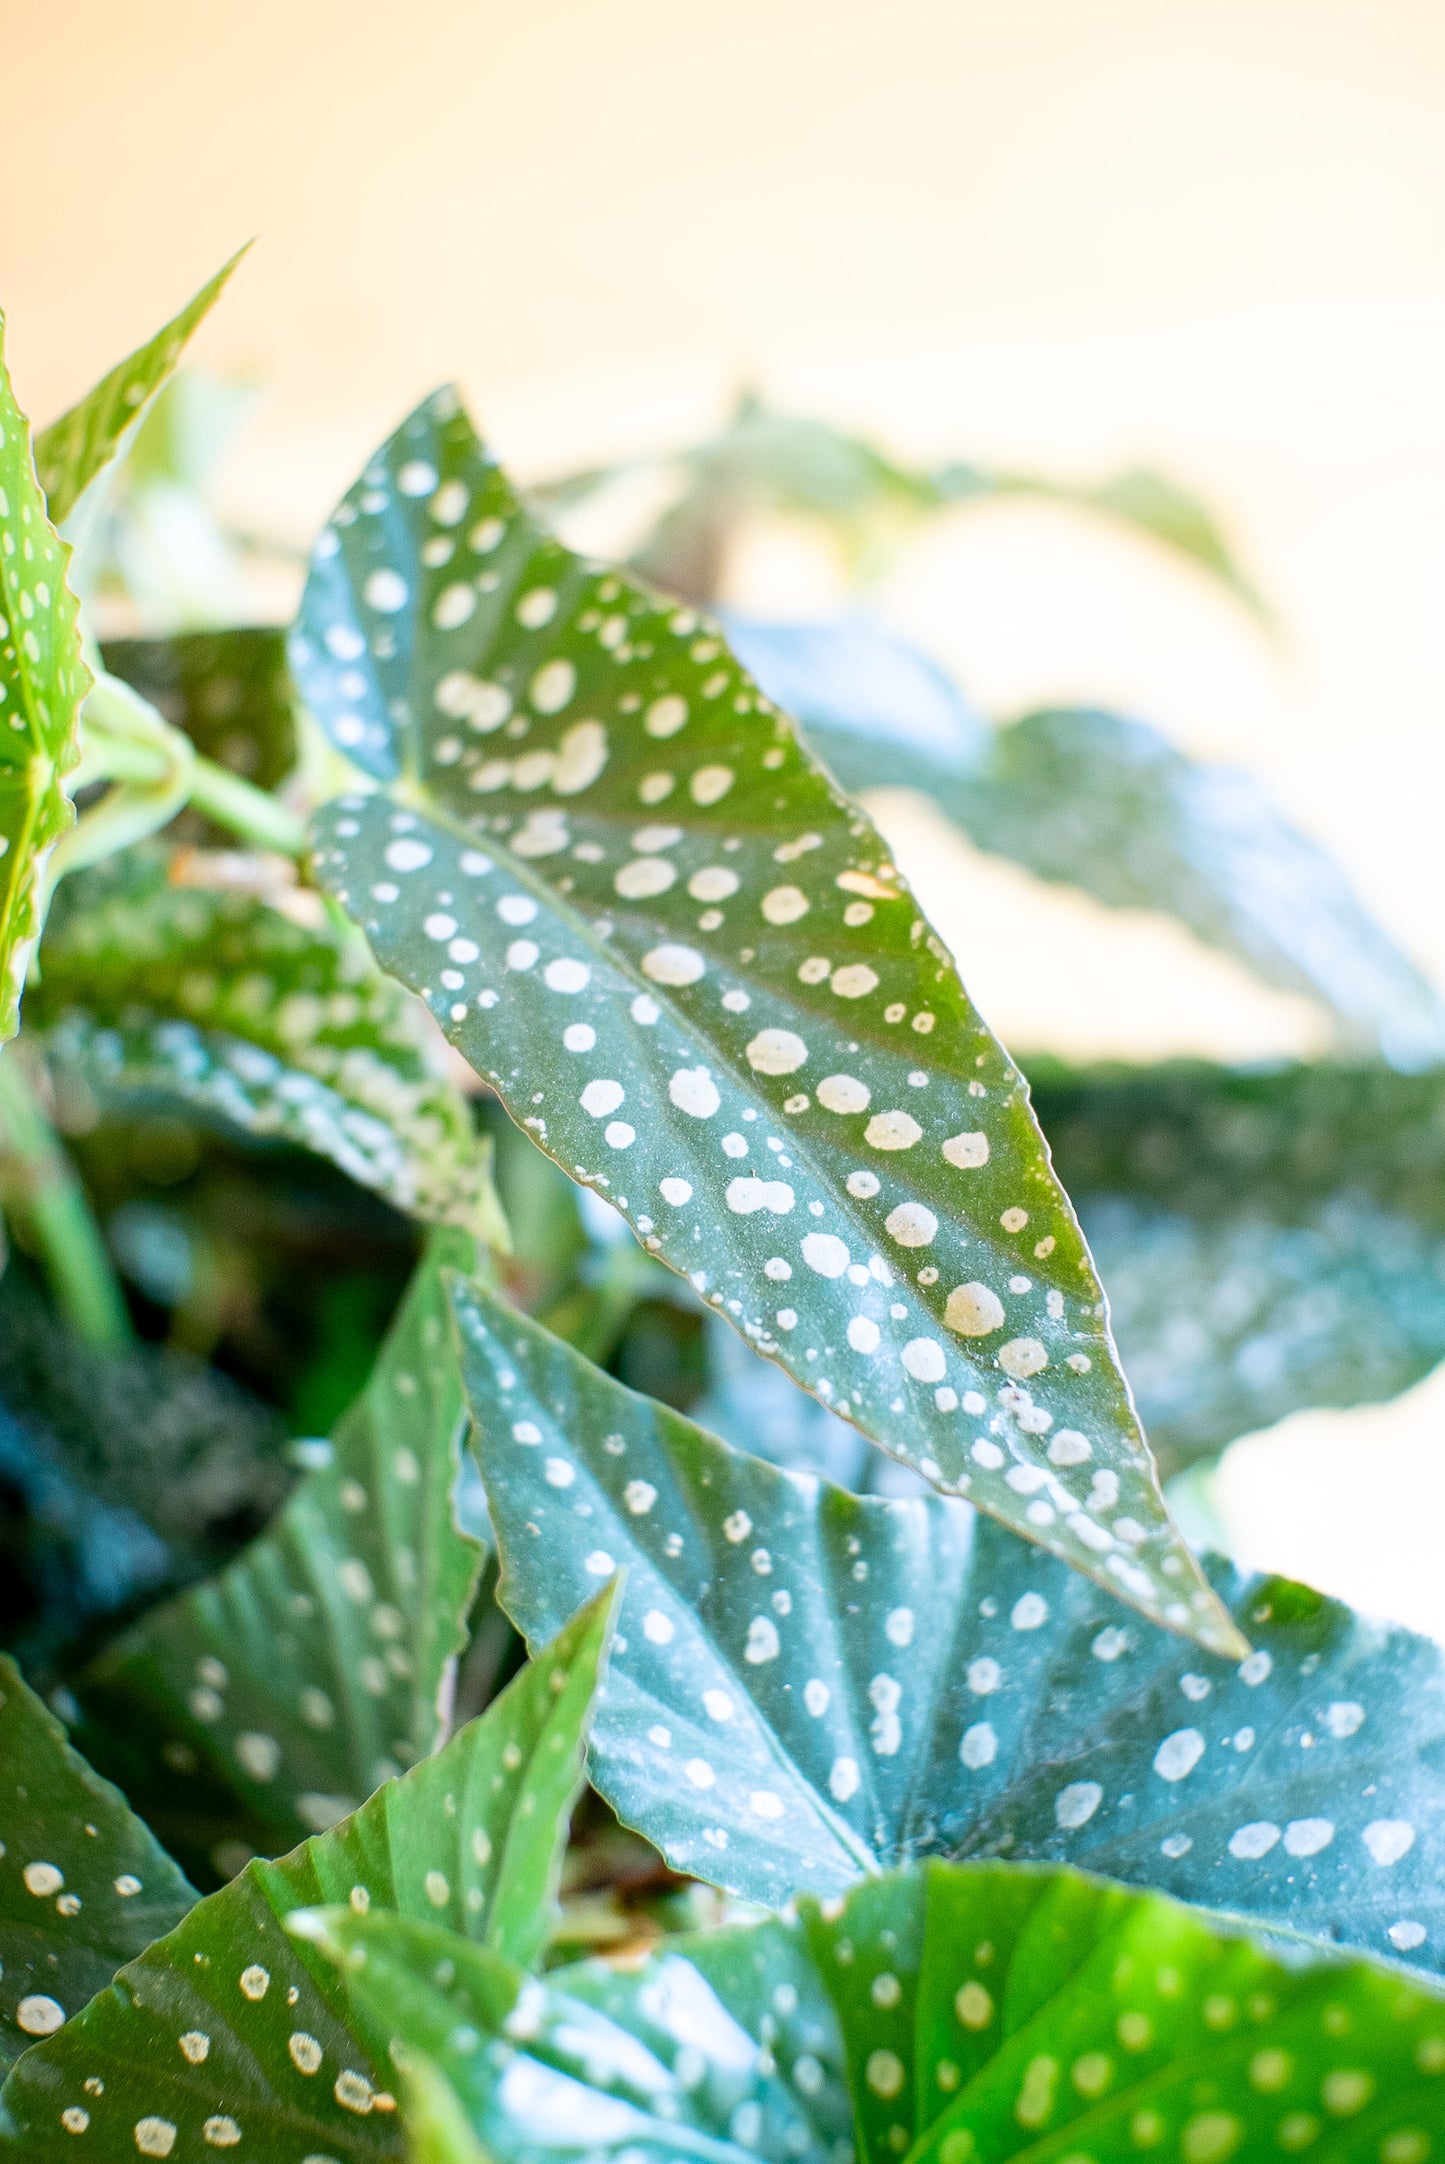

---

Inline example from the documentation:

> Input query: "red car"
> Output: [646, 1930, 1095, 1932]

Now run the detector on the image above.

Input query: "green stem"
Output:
[0, 1049, 133, 1350]
[186, 754, 308, 857]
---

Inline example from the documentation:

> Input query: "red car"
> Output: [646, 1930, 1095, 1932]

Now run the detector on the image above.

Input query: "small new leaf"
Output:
[32, 250, 247, 528]
[0, 1656, 195, 2073]
[296, 388, 1237, 1656]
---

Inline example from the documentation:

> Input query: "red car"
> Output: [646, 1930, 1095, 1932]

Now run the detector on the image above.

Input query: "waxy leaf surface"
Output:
[31, 848, 499, 1233]
[0, 1657, 195, 2073]
[297, 389, 1234, 1654]
[457, 1278, 1445, 1968]
[0, 321, 88, 1044]
[32, 252, 246, 528]
[309, 1860, 1445, 2164]
[0, 1590, 616, 2159]
[70, 1229, 487, 1882]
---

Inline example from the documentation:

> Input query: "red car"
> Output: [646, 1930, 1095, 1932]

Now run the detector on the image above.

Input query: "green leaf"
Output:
[32, 252, 247, 529]
[455, 1276, 1445, 1968]
[726, 620, 1445, 1065]
[298, 1859, 1445, 2164]
[293, 1901, 850, 2164]
[0, 1655, 195, 2074]
[1035, 1054, 1445, 1472]
[0, 317, 89, 1046]
[100, 627, 297, 806]
[563, 394, 1264, 616]
[29, 846, 502, 1236]
[296, 388, 1237, 1657]
[68, 1229, 489, 1882]
[0, 1589, 617, 2158]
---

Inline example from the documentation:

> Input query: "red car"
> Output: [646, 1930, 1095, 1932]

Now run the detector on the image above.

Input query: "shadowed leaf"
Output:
[69, 1230, 488, 1882]
[30, 848, 502, 1236]
[0, 1656, 195, 2073]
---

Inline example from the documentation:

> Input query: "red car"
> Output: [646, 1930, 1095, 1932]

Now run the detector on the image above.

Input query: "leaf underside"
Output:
[0, 1655, 195, 2074]
[455, 1275, 1445, 1974]
[69, 1228, 488, 1882]
[0, 321, 89, 1045]
[0, 1589, 616, 2159]
[294, 386, 1237, 1656]
[30, 848, 498, 1233]
[313, 1857, 1445, 2164]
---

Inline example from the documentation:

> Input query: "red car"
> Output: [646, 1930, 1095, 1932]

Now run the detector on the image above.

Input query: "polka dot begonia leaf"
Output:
[1032, 1052, 1445, 1477]
[287, 1855, 1445, 2164]
[0, 317, 89, 1047]
[0, 1584, 618, 2160]
[455, 1276, 1445, 1969]
[31, 250, 247, 531]
[66, 1229, 489, 1886]
[30, 848, 504, 1239]
[295, 387, 1241, 1659]
[0, 1657, 196, 2076]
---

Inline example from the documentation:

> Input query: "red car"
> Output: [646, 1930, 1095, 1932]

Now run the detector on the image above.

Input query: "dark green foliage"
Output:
[0, 1260, 289, 1680]
[69, 1232, 487, 1882]
[0, 1590, 616, 2158]
[0, 1657, 195, 2073]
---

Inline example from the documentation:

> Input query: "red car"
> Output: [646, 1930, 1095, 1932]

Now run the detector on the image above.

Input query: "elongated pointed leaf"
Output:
[32, 252, 247, 528]
[67, 1229, 488, 1882]
[297, 389, 1235, 1656]
[457, 1277, 1445, 1968]
[0, 321, 88, 1044]
[1036, 1053, 1445, 1470]
[0, 1590, 615, 2159]
[30, 847, 501, 1234]
[302, 1859, 1445, 2164]
[726, 617, 1445, 1066]
[0, 1657, 195, 2073]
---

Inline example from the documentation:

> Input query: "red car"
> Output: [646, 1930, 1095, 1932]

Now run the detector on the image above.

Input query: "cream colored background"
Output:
[6, 0, 1445, 1628]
